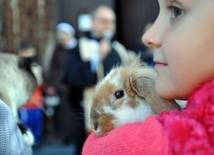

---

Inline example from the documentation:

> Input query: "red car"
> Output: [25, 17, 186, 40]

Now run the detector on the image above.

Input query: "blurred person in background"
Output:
[18, 41, 44, 147]
[43, 23, 77, 145]
[61, 5, 130, 155]
[79, 4, 130, 135]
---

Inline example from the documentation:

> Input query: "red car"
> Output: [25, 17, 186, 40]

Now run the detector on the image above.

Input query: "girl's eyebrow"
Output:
[166, 0, 184, 7]
[165, 0, 174, 4]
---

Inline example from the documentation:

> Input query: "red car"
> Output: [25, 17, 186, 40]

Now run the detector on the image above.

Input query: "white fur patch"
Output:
[96, 69, 123, 92]
[22, 129, 35, 146]
[113, 102, 153, 127]
[103, 105, 115, 114]
[109, 72, 122, 87]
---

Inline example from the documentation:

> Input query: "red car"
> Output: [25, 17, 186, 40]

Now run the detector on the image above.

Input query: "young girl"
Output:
[82, 0, 214, 154]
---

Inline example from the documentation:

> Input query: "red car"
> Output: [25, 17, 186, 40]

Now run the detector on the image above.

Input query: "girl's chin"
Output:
[155, 79, 174, 99]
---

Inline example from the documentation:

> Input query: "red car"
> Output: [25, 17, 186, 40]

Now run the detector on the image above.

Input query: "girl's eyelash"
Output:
[167, 5, 184, 19]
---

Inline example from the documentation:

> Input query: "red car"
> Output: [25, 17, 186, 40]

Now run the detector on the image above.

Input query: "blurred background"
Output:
[0, 0, 159, 154]
[0, 0, 158, 57]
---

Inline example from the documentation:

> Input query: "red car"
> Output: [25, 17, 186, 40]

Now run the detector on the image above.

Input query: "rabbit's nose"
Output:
[93, 122, 98, 131]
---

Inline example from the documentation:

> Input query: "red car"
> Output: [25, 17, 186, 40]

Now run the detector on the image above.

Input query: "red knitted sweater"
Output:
[82, 80, 214, 155]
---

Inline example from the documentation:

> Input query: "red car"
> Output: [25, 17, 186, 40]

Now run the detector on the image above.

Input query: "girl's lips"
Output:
[154, 62, 168, 70]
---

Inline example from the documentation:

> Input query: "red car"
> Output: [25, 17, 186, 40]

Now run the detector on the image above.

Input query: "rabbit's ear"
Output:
[124, 75, 138, 98]
[135, 77, 155, 98]
[132, 73, 180, 114]
[126, 68, 156, 99]
[125, 71, 154, 99]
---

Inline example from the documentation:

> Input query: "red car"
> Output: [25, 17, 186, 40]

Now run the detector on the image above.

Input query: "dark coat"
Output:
[61, 42, 122, 109]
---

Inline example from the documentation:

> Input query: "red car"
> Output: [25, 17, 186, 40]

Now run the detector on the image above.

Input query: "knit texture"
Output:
[158, 80, 214, 155]
[82, 80, 214, 155]
[82, 116, 171, 155]
[0, 99, 32, 155]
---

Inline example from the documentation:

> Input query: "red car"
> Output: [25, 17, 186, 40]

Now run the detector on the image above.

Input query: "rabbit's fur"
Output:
[90, 58, 181, 136]
[0, 53, 37, 145]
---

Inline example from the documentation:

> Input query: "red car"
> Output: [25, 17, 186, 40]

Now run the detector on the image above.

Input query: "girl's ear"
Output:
[129, 71, 181, 114]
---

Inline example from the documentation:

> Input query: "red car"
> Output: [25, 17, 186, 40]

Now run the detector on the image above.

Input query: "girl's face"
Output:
[143, 0, 214, 99]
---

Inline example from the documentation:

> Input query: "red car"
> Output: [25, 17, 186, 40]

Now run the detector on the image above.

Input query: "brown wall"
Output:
[0, 0, 55, 55]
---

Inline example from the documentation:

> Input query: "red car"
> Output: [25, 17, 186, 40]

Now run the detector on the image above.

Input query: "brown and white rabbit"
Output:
[90, 58, 181, 136]
[0, 53, 37, 145]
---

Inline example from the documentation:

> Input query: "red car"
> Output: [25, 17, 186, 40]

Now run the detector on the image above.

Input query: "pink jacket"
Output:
[82, 80, 214, 155]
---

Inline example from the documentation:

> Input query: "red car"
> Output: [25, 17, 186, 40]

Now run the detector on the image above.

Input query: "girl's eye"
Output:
[114, 90, 124, 99]
[168, 6, 183, 19]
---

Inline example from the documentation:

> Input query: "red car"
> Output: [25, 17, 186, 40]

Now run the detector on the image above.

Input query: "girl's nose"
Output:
[142, 24, 161, 49]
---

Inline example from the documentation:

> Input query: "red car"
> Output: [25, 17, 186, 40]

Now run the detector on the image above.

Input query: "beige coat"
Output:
[78, 37, 130, 132]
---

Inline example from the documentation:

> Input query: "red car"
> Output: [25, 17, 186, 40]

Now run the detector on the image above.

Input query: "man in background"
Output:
[61, 5, 130, 155]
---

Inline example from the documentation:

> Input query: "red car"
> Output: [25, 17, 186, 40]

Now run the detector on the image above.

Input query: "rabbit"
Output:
[0, 53, 37, 145]
[90, 57, 181, 136]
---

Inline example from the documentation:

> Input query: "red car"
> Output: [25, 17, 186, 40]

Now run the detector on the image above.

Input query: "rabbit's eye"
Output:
[115, 90, 124, 99]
